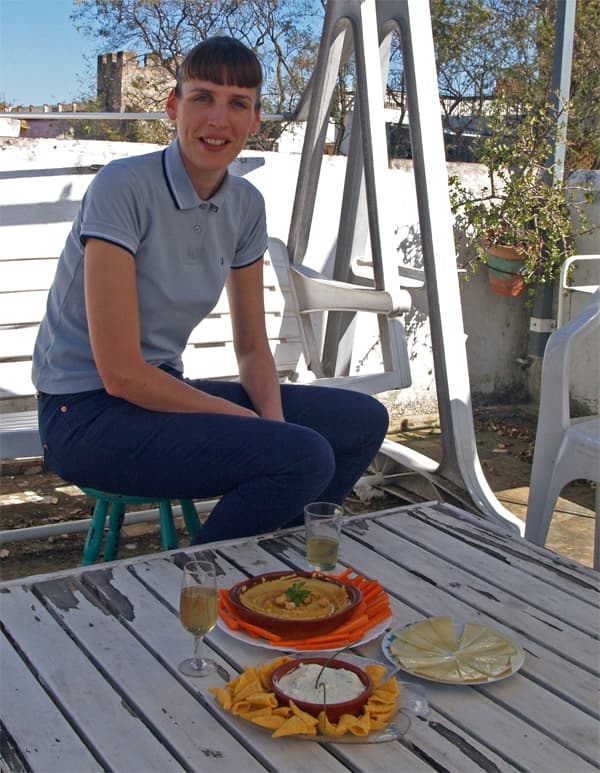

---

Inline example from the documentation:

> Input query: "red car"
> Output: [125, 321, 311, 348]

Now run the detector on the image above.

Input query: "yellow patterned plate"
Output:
[382, 617, 525, 684]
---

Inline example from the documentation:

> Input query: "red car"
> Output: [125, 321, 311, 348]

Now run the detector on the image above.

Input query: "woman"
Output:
[32, 36, 389, 543]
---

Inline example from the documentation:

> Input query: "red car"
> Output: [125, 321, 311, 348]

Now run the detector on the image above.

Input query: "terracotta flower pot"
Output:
[485, 244, 527, 297]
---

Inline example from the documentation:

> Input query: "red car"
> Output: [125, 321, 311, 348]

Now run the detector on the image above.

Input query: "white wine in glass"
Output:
[178, 559, 218, 677]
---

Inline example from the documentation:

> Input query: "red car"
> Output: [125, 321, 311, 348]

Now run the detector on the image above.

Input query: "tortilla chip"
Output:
[258, 656, 292, 689]
[367, 717, 389, 730]
[232, 668, 259, 691]
[231, 700, 253, 716]
[364, 663, 387, 686]
[272, 715, 318, 738]
[368, 698, 396, 711]
[241, 706, 277, 720]
[232, 681, 263, 702]
[317, 714, 346, 737]
[377, 678, 400, 696]
[250, 714, 288, 731]
[243, 692, 279, 708]
[289, 699, 319, 728]
[208, 686, 232, 710]
[337, 712, 371, 736]
[367, 692, 397, 708]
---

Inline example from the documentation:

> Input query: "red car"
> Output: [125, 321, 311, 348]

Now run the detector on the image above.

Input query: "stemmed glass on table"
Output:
[178, 559, 218, 677]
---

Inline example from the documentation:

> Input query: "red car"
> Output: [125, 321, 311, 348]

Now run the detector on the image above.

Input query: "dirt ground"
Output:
[1, 407, 596, 582]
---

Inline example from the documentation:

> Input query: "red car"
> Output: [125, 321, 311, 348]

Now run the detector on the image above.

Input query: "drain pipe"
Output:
[0, 498, 218, 545]
[527, 0, 575, 358]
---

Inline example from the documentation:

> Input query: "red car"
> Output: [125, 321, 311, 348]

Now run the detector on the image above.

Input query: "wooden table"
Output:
[1, 503, 598, 772]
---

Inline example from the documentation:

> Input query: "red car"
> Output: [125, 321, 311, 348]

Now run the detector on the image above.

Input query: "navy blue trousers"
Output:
[38, 379, 388, 543]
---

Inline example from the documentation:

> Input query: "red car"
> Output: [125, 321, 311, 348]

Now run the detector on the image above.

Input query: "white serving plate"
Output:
[382, 619, 525, 685]
[217, 614, 392, 653]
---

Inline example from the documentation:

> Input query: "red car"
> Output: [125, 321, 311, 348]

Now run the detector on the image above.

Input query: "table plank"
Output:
[1, 584, 182, 772]
[197, 540, 588, 772]
[81, 560, 355, 773]
[32, 573, 267, 772]
[240, 525, 599, 718]
[231, 523, 598, 770]
[381, 506, 598, 629]
[2, 506, 598, 773]
[136, 553, 502, 773]
[0, 632, 103, 773]
[426, 503, 600, 594]
[342, 515, 598, 671]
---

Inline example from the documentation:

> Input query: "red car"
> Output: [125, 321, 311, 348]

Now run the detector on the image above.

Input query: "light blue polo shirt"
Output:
[32, 138, 268, 394]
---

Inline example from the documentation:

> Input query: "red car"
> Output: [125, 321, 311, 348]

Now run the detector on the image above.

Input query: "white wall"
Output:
[2, 137, 597, 416]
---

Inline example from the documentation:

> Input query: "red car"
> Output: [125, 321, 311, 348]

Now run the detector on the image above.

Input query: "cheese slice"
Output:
[392, 625, 447, 655]
[428, 616, 459, 652]
[393, 653, 454, 671]
[459, 622, 490, 649]
[389, 639, 451, 660]
[410, 660, 464, 681]
[455, 659, 501, 682]
[459, 635, 517, 658]
[458, 654, 513, 679]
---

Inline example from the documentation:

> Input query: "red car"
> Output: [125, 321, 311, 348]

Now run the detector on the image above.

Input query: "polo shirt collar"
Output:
[163, 138, 231, 212]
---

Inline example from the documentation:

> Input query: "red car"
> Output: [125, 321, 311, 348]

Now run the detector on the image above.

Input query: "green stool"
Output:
[80, 488, 202, 566]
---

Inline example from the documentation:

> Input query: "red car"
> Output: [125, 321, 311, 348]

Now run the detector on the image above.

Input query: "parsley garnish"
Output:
[284, 581, 310, 606]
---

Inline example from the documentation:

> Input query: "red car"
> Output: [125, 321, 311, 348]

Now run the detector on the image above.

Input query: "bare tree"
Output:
[71, 0, 598, 166]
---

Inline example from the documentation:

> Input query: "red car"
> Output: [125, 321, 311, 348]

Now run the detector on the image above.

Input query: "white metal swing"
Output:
[280, 0, 523, 534]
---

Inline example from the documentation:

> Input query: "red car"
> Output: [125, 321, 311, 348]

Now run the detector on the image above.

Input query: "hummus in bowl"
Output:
[271, 657, 373, 722]
[227, 571, 362, 638]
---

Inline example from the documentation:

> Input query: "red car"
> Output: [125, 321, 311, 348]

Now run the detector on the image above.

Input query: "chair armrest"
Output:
[539, 289, 600, 432]
[289, 264, 412, 316]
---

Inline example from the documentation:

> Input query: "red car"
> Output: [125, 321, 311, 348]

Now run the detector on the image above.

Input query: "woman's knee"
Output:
[362, 393, 390, 439]
[328, 389, 389, 445]
[286, 428, 336, 493]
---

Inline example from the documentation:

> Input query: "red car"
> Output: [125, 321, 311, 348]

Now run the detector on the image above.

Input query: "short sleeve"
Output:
[231, 184, 268, 268]
[79, 160, 145, 255]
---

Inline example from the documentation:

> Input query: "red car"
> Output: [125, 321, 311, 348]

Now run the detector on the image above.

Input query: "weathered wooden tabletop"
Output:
[1, 502, 598, 772]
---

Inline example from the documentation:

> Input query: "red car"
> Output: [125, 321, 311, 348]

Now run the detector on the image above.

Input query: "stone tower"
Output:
[97, 51, 180, 112]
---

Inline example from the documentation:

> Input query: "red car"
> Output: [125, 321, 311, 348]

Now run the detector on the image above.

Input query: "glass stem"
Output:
[192, 635, 205, 670]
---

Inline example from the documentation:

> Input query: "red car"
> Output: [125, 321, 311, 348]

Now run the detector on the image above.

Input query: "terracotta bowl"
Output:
[271, 657, 373, 722]
[227, 570, 362, 639]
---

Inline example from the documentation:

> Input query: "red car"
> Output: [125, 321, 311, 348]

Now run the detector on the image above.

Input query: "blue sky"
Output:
[0, 0, 95, 106]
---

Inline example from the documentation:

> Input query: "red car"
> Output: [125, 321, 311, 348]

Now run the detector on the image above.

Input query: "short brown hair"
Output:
[175, 36, 262, 107]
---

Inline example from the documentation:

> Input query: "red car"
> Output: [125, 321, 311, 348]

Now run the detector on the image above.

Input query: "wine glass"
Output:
[178, 559, 218, 677]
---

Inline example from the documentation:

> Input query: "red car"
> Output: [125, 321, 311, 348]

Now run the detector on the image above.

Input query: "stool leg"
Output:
[81, 499, 109, 566]
[180, 500, 202, 540]
[103, 502, 125, 562]
[159, 501, 179, 551]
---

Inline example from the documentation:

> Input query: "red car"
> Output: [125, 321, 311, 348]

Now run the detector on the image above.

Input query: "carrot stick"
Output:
[293, 616, 370, 646]
[219, 609, 242, 630]
[367, 598, 391, 617]
[362, 586, 384, 603]
[238, 621, 282, 642]
[367, 610, 392, 628]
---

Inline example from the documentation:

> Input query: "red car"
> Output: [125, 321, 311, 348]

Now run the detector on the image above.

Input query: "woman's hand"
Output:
[227, 257, 285, 421]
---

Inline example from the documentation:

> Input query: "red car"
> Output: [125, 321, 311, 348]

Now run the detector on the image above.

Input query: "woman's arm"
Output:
[227, 258, 284, 421]
[85, 238, 257, 416]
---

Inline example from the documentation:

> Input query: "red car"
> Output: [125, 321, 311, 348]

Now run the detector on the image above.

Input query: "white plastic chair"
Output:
[525, 290, 600, 569]
[556, 254, 600, 329]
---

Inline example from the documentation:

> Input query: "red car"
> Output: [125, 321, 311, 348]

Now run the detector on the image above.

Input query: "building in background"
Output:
[97, 51, 179, 112]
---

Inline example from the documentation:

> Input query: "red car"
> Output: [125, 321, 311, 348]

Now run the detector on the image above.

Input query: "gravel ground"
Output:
[1, 408, 595, 581]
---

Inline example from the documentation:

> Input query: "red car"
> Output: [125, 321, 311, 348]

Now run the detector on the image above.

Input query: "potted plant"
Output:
[449, 92, 593, 297]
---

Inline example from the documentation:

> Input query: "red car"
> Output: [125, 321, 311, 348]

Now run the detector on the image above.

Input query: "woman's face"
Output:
[166, 78, 260, 199]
